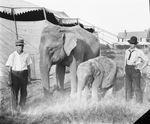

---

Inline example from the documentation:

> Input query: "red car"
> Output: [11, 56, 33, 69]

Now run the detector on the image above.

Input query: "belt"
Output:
[12, 70, 28, 72]
[126, 64, 135, 68]
[12, 70, 28, 79]
[126, 64, 135, 66]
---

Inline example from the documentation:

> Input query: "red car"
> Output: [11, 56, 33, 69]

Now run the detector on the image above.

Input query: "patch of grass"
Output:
[1, 78, 150, 124]
[18, 86, 150, 124]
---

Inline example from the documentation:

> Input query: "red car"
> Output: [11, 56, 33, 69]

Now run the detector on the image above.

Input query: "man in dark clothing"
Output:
[123, 36, 148, 104]
[6, 39, 32, 113]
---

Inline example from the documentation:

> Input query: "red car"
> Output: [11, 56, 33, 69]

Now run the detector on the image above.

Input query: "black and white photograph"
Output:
[0, 0, 150, 123]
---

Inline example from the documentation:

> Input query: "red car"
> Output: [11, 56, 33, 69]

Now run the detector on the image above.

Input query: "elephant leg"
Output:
[70, 69, 77, 97]
[70, 59, 78, 98]
[70, 49, 84, 98]
[77, 77, 86, 101]
[40, 62, 51, 98]
[99, 88, 109, 98]
[56, 64, 65, 90]
[82, 85, 89, 102]
[77, 85, 83, 101]
[92, 72, 104, 102]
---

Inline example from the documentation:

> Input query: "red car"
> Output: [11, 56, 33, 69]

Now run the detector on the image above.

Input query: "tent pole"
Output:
[43, 8, 47, 20]
[12, 8, 18, 39]
[149, 0, 150, 13]
[77, 18, 79, 25]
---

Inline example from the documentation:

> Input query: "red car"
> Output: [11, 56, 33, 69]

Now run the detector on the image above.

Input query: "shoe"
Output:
[17, 106, 22, 113]
[19, 105, 26, 113]
[11, 108, 17, 116]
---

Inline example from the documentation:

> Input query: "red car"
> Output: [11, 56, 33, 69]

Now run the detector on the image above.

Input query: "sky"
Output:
[25, 0, 149, 35]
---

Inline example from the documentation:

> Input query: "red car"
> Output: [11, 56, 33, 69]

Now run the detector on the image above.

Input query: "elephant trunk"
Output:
[40, 52, 52, 98]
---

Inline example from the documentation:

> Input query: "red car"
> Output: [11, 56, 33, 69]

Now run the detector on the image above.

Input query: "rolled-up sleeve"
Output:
[5, 54, 14, 67]
[139, 50, 148, 62]
[26, 54, 32, 66]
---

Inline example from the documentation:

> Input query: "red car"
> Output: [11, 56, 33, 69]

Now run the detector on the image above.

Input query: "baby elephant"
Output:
[77, 56, 117, 102]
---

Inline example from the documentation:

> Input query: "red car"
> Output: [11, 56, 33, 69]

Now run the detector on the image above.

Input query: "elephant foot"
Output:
[92, 97, 99, 103]
[53, 88, 65, 98]
[51, 85, 58, 92]
[70, 93, 77, 99]
[43, 87, 52, 99]
[57, 88, 65, 93]
[104, 87, 113, 98]
[91, 100, 99, 106]
[53, 90, 63, 99]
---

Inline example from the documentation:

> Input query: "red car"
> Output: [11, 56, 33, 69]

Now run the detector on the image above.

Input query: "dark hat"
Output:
[15, 39, 25, 46]
[128, 36, 138, 44]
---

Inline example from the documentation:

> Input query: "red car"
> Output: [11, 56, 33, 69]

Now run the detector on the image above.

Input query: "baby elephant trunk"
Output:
[101, 58, 117, 89]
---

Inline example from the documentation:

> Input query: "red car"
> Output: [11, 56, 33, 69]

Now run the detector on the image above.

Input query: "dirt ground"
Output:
[0, 49, 150, 124]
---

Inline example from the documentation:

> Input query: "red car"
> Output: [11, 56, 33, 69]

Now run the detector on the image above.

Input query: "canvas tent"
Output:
[0, 0, 74, 87]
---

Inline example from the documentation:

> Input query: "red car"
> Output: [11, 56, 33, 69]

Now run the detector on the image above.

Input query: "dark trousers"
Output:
[11, 70, 28, 108]
[125, 65, 143, 103]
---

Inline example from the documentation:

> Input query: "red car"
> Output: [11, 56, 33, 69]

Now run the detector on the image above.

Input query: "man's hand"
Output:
[7, 80, 12, 87]
[7, 74, 12, 87]
[123, 69, 126, 76]
[7, 67, 12, 87]
[28, 77, 31, 84]
[135, 65, 143, 72]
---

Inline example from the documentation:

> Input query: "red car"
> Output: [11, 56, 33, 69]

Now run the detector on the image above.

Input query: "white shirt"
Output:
[6, 51, 32, 71]
[125, 47, 148, 65]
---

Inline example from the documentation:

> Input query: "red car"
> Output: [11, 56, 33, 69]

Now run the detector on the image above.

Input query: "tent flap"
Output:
[14, 8, 42, 15]
[45, 8, 69, 18]
[0, 7, 11, 14]
[0, 0, 40, 14]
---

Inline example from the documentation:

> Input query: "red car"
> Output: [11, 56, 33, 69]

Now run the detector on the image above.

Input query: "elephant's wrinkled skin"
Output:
[39, 25, 100, 98]
[77, 56, 117, 102]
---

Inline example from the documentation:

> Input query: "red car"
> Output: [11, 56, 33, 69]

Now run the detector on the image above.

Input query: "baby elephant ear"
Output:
[64, 32, 77, 56]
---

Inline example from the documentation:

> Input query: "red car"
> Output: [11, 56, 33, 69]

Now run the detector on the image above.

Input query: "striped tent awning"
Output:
[0, 0, 40, 14]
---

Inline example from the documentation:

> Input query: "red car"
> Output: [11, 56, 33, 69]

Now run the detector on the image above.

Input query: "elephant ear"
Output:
[64, 32, 77, 56]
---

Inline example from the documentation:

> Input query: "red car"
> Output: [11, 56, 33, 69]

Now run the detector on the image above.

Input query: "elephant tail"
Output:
[101, 58, 117, 89]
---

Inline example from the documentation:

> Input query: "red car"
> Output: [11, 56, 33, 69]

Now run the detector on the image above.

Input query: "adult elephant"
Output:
[39, 24, 100, 98]
[77, 56, 117, 102]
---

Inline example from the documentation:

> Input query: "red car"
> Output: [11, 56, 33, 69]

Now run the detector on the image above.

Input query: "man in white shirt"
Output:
[6, 39, 32, 113]
[124, 36, 148, 104]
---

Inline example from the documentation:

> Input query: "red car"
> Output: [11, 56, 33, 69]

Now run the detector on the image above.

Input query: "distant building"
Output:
[147, 28, 150, 42]
[117, 30, 150, 45]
